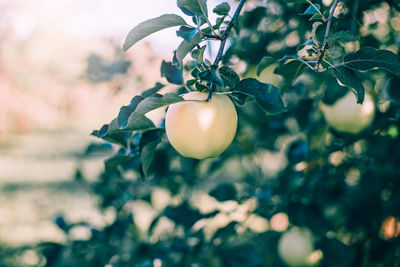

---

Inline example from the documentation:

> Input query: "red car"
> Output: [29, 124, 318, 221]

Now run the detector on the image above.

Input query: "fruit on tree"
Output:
[244, 64, 279, 87]
[278, 229, 314, 267]
[320, 92, 375, 134]
[165, 91, 237, 160]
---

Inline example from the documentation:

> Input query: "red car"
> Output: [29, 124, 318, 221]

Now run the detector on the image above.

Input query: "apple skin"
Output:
[244, 64, 279, 87]
[278, 229, 314, 267]
[321, 92, 375, 134]
[165, 92, 238, 160]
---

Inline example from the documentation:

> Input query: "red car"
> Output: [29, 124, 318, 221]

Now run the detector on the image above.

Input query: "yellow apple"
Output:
[165, 92, 237, 160]
[244, 64, 280, 87]
[320, 92, 375, 134]
[278, 229, 314, 267]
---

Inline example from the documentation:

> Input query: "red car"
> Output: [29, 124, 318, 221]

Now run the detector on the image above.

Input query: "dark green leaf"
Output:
[309, 13, 322, 21]
[332, 67, 365, 104]
[198, 68, 224, 87]
[213, 2, 230, 16]
[140, 129, 162, 177]
[209, 183, 237, 202]
[312, 21, 324, 45]
[195, 82, 208, 91]
[105, 154, 133, 173]
[91, 119, 131, 146]
[274, 58, 307, 85]
[233, 78, 285, 114]
[326, 31, 353, 42]
[133, 93, 185, 115]
[219, 66, 240, 88]
[284, 0, 307, 2]
[118, 96, 144, 129]
[322, 78, 350, 105]
[325, 46, 345, 60]
[186, 79, 197, 86]
[176, 26, 197, 42]
[177, 0, 208, 17]
[214, 17, 226, 29]
[141, 83, 165, 98]
[123, 115, 156, 132]
[124, 93, 185, 131]
[191, 45, 206, 62]
[388, 75, 400, 101]
[161, 60, 183, 85]
[301, 4, 320, 15]
[256, 56, 276, 76]
[123, 14, 188, 51]
[342, 47, 400, 75]
[175, 33, 202, 64]
[164, 202, 203, 229]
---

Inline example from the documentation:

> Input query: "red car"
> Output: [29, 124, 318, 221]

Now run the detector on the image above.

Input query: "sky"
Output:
[6, 0, 229, 54]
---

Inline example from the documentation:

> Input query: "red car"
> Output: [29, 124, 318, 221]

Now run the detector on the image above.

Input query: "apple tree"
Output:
[20, 0, 400, 266]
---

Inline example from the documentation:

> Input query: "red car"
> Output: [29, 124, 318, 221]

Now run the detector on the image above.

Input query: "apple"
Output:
[320, 92, 375, 134]
[244, 64, 279, 87]
[278, 229, 314, 267]
[165, 92, 237, 159]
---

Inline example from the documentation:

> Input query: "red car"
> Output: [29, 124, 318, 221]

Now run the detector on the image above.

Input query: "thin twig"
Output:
[207, 0, 246, 101]
[197, 0, 219, 38]
[314, 0, 340, 72]
[199, 32, 222, 40]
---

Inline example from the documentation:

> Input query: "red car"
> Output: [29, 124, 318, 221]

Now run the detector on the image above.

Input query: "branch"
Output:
[314, 0, 340, 72]
[207, 0, 246, 101]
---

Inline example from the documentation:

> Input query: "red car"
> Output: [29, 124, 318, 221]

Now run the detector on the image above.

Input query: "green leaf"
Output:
[191, 45, 206, 62]
[219, 66, 240, 89]
[123, 115, 156, 132]
[214, 17, 226, 29]
[209, 183, 237, 202]
[233, 78, 285, 114]
[125, 93, 185, 131]
[92, 118, 140, 145]
[213, 2, 230, 16]
[325, 46, 345, 60]
[141, 83, 165, 98]
[175, 33, 202, 63]
[326, 31, 353, 42]
[284, 0, 307, 2]
[198, 68, 224, 87]
[118, 96, 145, 129]
[256, 56, 276, 76]
[134, 93, 185, 115]
[176, 26, 197, 42]
[161, 61, 183, 85]
[388, 75, 400, 101]
[301, 4, 320, 15]
[177, 0, 208, 17]
[321, 78, 349, 105]
[274, 57, 307, 85]
[312, 21, 324, 45]
[332, 67, 365, 104]
[140, 129, 162, 177]
[123, 14, 188, 51]
[342, 47, 400, 75]
[309, 13, 322, 21]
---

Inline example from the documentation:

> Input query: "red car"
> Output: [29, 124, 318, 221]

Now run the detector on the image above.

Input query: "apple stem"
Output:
[207, 0, 246, 101]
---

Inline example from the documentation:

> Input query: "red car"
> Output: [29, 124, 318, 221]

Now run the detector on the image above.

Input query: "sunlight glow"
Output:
[197, 107, 216, 131]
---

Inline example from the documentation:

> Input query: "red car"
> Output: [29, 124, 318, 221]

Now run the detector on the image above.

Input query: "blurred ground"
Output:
[0, 0, 177, 247]
[0, 130, 105, 246]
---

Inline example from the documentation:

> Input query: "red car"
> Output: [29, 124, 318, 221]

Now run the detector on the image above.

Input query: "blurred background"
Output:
[0, 0, 187, 248]
[1, 0, 400, 266]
